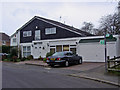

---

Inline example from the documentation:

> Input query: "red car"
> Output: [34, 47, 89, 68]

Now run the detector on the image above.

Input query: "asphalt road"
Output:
[2, 62, 118, 88]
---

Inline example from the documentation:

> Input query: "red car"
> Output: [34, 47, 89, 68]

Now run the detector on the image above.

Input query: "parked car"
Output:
[46, 51, 82, 67]
[0, 53, 9, 56]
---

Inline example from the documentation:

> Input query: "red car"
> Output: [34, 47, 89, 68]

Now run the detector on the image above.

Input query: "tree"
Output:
[98, 13, 119, 35]
[81, 22, 94, 34]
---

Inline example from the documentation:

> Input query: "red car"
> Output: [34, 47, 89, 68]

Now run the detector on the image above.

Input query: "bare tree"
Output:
[81, 22, 94, 34]
[98, 13, 119, 35]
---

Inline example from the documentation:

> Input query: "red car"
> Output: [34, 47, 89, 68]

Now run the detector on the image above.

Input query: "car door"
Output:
[65, 52, 73, 63]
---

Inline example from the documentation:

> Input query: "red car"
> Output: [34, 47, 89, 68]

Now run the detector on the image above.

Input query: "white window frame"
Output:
[23, 46, 31, 57]
[13, 38, 16, 43]
[45, 27, 56, 35]
[35, 30, 41, 40]
[23, 31, 32, 37]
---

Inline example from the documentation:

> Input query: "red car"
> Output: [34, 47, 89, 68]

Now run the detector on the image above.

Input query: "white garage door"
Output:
[77, 42, 116, 62]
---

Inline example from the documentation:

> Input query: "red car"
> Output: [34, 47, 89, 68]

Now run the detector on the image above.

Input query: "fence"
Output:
[107, 56, 120, 71]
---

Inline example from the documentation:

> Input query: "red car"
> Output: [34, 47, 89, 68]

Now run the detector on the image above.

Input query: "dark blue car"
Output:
[46, 51, 82, 67]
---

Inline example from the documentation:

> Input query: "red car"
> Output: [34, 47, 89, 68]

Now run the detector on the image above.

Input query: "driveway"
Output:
[56, 62, 105, 71]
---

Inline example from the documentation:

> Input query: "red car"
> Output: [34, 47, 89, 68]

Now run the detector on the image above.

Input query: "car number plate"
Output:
[51, 58, 55, 60]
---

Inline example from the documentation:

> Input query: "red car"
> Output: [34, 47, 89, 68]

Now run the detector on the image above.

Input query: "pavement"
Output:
[15, 60, 120, 87]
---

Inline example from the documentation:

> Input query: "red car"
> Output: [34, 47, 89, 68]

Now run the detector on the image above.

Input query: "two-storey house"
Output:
[11, 16, 120, 62]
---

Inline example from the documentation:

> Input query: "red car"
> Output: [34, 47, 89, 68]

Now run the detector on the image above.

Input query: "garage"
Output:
[77, 36, 118, 62]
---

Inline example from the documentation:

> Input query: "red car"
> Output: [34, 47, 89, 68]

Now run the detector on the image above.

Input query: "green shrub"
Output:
[39, 56, 43, 60]
[16, 59, 21, 62]
[27, 55, 33, 60]
[2, 46, 11, 54]
[46, 52, 53, 58]
[21, 57, 27, 61]
[12, 56, 18, 62]
[3, 59, 10, 62]
[43, 58, 47, 62]
[10, 47, 18, 57]
[2, 55, 7, 60]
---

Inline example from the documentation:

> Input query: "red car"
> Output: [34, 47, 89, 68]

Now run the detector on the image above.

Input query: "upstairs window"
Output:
[2, 41, 6, 45]
[23, 31, 32, 37]
[35, 30, 40, 40]
[45, 27, 56, 35]
[13, 38, 16, 43]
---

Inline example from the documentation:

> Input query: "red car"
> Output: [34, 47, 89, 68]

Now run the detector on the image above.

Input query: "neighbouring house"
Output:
[10, 16, 120, 62]
[0, 33, 10, 46]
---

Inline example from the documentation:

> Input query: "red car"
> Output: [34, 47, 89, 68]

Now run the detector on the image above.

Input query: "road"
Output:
[2, 62, 118, 88]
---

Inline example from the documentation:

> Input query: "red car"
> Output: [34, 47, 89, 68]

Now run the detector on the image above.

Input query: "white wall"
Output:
[116, 35, 120, 57]
[10, 31, 20, 47]
[77, 43, 105, 62]
[77, 41, 117, 62]
[32, 39, 79, 59]
[10, 33, 18, 46]
[32, 41, 50, 59]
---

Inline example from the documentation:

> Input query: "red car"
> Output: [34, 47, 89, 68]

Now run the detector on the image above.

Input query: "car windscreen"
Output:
[52, 52, 64, 56]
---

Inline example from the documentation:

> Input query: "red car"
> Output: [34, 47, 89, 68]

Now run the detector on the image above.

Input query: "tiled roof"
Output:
[35, 16, 94, 36]
[0, 33, 10, 41]
[12, 16, 94, 37]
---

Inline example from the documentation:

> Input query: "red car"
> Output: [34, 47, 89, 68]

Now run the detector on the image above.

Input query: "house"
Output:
[0, 33, 10, 46]
[10, 16, 120, 62]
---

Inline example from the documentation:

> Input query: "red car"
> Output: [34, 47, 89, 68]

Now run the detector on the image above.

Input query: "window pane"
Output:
[70, 48, 76, 54]
[27, 52, 31, 56]
[63, 45, 69, 51]
[27, 46, 31, 52]
[23, 32, 27, 37]
[23, 46, 26, 52]
[23, 31, 31, 37]
[35, 36, 40, 40]
[13, 38, 16, 43]
[51, 28, 56, 34]
[45, 28, 51, 34]
[28, 31, 32, 36]
[35, 30, 40, 36]
[50, 48, 55, 54]
[56, 45, 62, 52]
[23, 52, 27, 57]
[45, 27, 56, 34]
[35, 30, 40, 40]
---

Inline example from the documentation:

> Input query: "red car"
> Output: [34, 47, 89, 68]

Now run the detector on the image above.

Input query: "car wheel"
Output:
[50, 64, 54, 67]
[65, 61, 69, 67]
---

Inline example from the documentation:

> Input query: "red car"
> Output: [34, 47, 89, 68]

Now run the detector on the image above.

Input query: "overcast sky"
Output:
[0, 0, 119, 36]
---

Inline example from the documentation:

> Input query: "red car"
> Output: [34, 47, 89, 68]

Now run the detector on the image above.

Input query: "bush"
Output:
[10, 47, 18, 58]
[12, 56, 18, 62]
[43, 58, 47, 62]
[21, 57, 27, 61]
[16, 59, 21, 62]
[27, 55, 33, 60]
[39, 56, 43, 60]
[46, 52, 53, 58]
[2, 55, 7, 60]
[3, 59, 11, 62]
[2, 46, 11, 54]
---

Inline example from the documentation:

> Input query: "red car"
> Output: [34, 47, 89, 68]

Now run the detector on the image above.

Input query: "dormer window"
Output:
[23, 31, 32, 37]
[45, 27, 56, 35]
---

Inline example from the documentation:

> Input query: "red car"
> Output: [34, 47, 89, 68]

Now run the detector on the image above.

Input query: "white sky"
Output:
[0, 0, 119, 36]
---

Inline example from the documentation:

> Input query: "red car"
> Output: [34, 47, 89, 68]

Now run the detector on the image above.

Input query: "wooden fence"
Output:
[107, 56, 120, 72]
